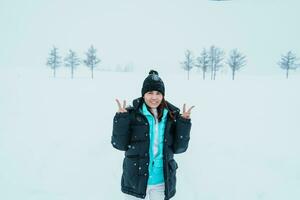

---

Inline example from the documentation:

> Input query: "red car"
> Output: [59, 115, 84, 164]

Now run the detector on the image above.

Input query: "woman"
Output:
[112, 70, 194, 200]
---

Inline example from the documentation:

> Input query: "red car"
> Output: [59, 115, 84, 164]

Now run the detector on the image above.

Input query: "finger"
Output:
[187, 105, 195, 113]
[116, 99, 122, 109]
[123, 100, 126, 109]
[183, 103, 186, 113]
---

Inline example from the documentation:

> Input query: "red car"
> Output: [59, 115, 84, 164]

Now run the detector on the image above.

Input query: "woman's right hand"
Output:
[115, 99, 128, 113]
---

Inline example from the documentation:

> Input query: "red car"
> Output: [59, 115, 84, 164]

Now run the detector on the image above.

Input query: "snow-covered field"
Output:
[1, 67, 300, 200]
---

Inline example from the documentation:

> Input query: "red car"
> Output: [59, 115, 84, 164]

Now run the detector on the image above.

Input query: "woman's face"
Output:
[143, 91, 163, 109]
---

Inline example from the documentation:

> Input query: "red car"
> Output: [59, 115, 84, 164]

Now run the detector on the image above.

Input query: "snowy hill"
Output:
[1, 67, 300, 200]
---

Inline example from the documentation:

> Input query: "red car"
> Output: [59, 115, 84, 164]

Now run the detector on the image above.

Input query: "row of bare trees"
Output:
[46, 45, 100, 79]
[181, 46, 246, 80]
[181, 46, 300, 80]
[47, 45, 299, 80]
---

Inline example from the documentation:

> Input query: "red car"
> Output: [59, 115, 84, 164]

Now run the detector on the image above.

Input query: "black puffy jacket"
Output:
[111, 97, 192, 200]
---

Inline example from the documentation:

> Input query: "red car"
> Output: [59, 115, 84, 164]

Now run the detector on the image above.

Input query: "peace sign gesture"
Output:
[115, 99, 128, 113]
[181, 103, 195, 119]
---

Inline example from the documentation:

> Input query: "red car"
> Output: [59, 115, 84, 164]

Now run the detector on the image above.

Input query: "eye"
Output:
[153, 91, 161, 95]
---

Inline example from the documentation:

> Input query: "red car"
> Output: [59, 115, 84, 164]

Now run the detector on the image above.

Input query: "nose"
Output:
[151, 94, 157, 99]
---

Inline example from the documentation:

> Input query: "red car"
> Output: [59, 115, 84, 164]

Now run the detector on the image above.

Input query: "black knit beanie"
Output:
[141, 70, 165, 97]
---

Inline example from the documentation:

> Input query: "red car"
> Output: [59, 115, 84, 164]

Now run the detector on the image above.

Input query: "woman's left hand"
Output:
[181, 104, 195, 119]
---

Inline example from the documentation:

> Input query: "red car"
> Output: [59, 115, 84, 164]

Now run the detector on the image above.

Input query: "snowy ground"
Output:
[1, 67, 300, 200]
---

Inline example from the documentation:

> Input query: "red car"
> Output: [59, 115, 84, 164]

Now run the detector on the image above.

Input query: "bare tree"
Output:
[46, 46, 61, 77]
[83, 45, 101, 79]
[278, 51, 299, 79]
[208, 45, 225, 80]
[181, 49, 194, 80]
[64, 50, 80, 79]
[195, 48, 210, 80]
[227, 49, 247, 80]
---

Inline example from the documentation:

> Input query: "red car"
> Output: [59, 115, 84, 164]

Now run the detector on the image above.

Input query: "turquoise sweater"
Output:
[141, 103, 168, 185]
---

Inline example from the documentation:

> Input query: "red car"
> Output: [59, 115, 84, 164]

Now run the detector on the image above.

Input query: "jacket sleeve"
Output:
[111, 111, 131, 151]
[172, 115, 192, 154]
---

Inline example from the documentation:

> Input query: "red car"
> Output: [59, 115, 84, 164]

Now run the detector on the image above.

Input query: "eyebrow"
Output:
[148, 91, 161, 94]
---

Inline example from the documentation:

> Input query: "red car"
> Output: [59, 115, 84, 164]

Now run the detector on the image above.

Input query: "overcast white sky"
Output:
[1, 0, 300, 75]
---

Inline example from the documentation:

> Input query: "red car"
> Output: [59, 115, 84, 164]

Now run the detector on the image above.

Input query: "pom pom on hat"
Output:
[148, 70, 159, 76]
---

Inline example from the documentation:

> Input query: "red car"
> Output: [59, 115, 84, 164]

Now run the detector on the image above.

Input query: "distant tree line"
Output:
[47, 45, 299, 79]
[46, 45, 134, 79]
[46, 45, 100, 79]
[181, 46, 300, 80]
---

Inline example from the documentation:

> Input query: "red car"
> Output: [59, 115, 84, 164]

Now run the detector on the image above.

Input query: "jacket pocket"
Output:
[122, 157, 139, 189]
[123, 157, 139, 176]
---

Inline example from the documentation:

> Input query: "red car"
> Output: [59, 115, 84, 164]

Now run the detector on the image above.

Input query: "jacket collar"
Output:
[141, 102, 169, 117]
